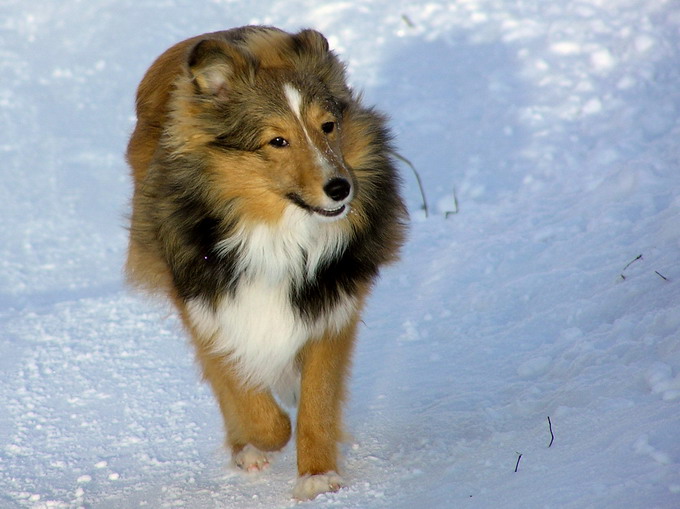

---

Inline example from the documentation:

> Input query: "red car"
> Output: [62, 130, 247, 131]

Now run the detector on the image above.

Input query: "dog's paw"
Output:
[293, 472, 345, 500]
[233, 444, 270, 473]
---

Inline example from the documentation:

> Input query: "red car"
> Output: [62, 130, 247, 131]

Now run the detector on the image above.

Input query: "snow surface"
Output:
[2, 0, 680, 507]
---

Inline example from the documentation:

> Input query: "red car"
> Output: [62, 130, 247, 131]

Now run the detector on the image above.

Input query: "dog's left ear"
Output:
[188, 39, 250, 99]
[291, 29, 331, 58]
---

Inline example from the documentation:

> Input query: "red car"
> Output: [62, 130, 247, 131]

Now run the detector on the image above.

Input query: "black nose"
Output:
[323, 178, 351, 202]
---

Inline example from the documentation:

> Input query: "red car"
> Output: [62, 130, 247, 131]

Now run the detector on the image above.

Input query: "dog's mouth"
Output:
[286, 193, 349, 218]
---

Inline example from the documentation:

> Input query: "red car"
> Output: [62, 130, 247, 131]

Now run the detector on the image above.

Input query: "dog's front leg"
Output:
[293, 317, 358, 500]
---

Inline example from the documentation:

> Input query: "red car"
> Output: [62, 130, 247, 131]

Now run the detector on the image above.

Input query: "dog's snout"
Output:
[323, 178, 351, 202]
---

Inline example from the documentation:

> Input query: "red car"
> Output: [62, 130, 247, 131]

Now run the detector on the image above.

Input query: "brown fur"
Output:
[126, 26, 406, 499]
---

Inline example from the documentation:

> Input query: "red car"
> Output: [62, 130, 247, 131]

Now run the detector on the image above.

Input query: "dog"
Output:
[125, 26, 406, 500]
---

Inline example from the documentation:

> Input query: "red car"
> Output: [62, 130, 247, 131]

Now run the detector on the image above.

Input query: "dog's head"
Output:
[168, 28, 359, 224]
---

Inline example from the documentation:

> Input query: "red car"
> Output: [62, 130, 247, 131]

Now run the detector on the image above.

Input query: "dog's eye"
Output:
[321, 122, 335, 134]
[269, 137, 289, 148]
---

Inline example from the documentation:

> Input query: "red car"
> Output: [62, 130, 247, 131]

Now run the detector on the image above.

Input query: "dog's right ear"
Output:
[188, 39, 248, 100]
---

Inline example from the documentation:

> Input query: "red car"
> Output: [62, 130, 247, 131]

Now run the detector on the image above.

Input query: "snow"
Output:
[1, 0, 679, 507]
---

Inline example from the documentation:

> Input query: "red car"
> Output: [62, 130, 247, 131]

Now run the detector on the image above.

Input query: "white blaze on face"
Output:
[283, 83, 336, 179]
[283, 83, 305, 125]
[282, 83, 353, 218]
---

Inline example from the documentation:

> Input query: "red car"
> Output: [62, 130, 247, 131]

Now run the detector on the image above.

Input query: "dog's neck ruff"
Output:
[214, 204, 348, 284]
[186, 205, 356, 393]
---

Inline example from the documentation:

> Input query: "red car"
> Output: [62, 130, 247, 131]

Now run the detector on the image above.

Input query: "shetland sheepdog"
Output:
[125, 26, 406, 500]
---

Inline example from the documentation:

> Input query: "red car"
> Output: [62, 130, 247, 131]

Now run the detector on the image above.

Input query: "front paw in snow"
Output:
[233, 444, 270, 473]
[293, 471, 345, 500]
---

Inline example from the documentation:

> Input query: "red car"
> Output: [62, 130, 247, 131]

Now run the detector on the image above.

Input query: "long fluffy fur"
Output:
[126, 26, 406, 499]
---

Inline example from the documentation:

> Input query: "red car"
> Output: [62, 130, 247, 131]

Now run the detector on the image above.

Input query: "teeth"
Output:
[286, 192, 348, 218]
[317, 204, 346, 217]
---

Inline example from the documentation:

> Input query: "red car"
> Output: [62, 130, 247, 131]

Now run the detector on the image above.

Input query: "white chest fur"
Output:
[186, 206, 356, 396]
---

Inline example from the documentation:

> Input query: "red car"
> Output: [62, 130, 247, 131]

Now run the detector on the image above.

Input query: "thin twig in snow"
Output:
[622, 254, 643, 271]
[391, 151, 429, 218]
[655, 271, 669, 281]
[514, 452, 523, 473]
[401, 14, 415, 28]
[547, 416, 555, 448]
[445, 186, 459, 218]
[620, 254, 643, 280]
